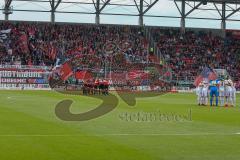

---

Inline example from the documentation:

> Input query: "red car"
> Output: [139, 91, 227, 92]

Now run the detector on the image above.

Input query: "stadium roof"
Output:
[172, 0, 240, 32]
[1, 0, 240, 32]
[175, 0, 240, 4]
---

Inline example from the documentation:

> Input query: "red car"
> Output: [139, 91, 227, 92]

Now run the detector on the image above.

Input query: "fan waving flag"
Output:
[60, 62, 73, 81]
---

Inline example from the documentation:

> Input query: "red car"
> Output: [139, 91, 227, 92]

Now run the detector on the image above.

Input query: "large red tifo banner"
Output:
[0, 65, 51, 89]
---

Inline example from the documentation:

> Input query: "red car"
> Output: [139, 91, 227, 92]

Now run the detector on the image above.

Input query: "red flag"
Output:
[75, 71, 92, 80]
[75, 71, 85, 80]
[194, 75, 203, 86]
[60, 63, 73, 81]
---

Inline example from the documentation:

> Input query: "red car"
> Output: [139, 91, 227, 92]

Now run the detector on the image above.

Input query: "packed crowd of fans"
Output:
[152, 28, 240, 83]
[0, 21, 239, 89]
[0, 22, 148, 68]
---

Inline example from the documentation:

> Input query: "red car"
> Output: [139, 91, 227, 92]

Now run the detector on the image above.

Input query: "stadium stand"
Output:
[151, 28, 240, 88]
[0, 22, 147, 66]
[0, 21, 239, 89]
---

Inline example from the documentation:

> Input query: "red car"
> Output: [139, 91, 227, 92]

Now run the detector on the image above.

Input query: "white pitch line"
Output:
[0, 133, 240, 137]
[99, 133, 240, 136]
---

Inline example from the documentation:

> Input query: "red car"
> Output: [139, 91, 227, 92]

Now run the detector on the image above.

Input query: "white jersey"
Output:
[219, 86, 225, 97]
[225, 85, 232, 97]
[202, 85, 208, 97]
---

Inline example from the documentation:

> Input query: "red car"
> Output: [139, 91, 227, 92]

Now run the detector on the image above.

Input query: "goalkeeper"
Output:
[209, 80, 219, 106]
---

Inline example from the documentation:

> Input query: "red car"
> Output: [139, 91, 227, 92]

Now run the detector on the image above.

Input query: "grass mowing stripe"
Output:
[0, 132, 240, 136]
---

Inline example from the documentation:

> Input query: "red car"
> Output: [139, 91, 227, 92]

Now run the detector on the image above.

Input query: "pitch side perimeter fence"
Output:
[0, 65, 239, 91]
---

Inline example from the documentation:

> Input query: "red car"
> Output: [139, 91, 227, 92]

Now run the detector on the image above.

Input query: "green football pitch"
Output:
[0, 90, 240, 160]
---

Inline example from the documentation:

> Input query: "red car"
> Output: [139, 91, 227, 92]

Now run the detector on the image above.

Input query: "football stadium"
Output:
[0, 0, 240, 159]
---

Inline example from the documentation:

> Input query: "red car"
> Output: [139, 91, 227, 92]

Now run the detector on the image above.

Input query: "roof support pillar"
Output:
[95, 0, 100, 24]
[51, 11, 55, 23]
[180, 0, 185, 33]
[50, 0, 62, 23]
[50, 0, 55, 23]
[221, 2, 226, 37]
[4, 10, 9, 21]
[3, 0, 13, 21]
[94, 0, 110, 24]
[138, 0, 144, 26]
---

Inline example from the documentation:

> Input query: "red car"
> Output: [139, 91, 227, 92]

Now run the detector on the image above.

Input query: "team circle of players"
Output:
[196, 79, 236, 107]
[82, 79, 109, 95]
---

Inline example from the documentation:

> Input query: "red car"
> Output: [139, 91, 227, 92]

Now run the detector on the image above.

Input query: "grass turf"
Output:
[0, 90, 240, 160]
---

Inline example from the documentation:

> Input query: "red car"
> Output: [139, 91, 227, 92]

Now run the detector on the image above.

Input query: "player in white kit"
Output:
[225, 79, 233, 107]
[196, 82, 203, 105]
[202, 82, 209, 106]
[219, 80, 225, 107]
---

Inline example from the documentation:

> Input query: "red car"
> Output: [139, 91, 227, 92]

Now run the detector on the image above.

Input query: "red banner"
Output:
[60, 63, 73, 81]
[127, 70, 149, 80]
